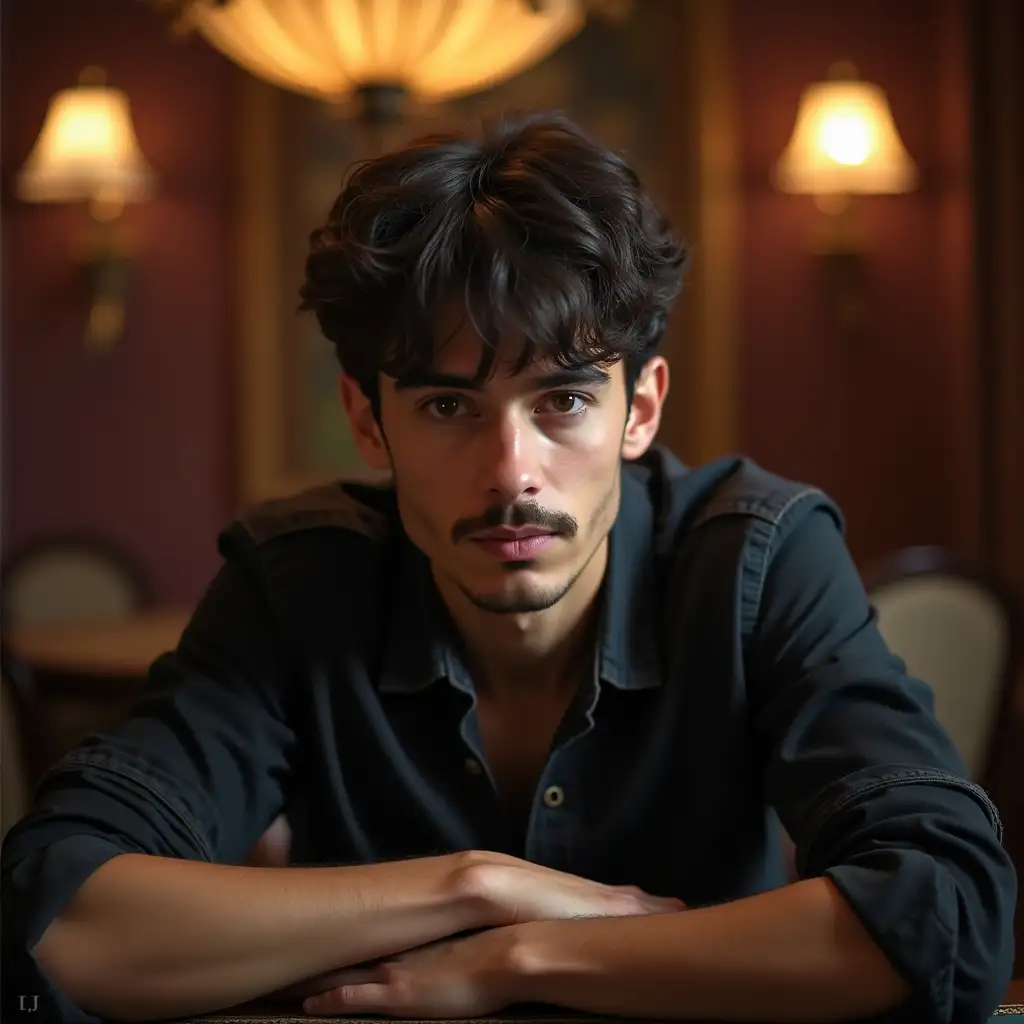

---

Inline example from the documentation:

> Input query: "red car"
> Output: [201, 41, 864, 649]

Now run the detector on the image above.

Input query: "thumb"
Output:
[657, 896, 687, 911]
[643, 893, 686, 912]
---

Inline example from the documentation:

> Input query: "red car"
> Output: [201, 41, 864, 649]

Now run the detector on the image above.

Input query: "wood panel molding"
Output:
[660, 0, 741, 466]
[977, 0, 1024, 591]
[971, 0, 1024, 978]
[234, 73, 291, 510]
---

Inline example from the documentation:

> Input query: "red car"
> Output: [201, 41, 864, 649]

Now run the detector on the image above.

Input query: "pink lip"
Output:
[473, 526, 552, 540]
[471, 533, 556, 561]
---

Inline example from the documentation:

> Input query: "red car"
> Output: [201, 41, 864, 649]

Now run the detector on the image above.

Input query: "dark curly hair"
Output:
[299, 111, 689, 416]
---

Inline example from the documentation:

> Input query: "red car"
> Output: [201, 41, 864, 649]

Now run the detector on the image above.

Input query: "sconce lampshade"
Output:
[170, 0, 587, 103]
[16, 69, 155, 208]
[775, 64, 918, 196]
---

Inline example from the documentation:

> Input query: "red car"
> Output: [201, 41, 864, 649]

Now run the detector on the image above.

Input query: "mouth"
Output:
[469, 527, 558, 561]
[471, 526, 556, 541]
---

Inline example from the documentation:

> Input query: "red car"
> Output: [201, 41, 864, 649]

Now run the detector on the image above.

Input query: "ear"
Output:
[339, 373, 391, 471]
[621, 356, 670, 461]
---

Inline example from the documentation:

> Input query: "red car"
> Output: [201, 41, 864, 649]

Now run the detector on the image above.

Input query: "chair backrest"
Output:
[1, 681, 31, 836]
[1, 661, 41, 837]
[865, 547, 1019, 781]
[1, 536, 147, 627]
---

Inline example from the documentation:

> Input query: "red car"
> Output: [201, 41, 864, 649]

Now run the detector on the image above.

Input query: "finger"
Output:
[246, 815, 292, 868]
[272, 966, 385, 999]
[303, 982, 394, 1016]
[645, 896, 687, 913]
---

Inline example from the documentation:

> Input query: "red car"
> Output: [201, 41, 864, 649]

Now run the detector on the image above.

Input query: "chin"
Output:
[456, 569, 577, 615]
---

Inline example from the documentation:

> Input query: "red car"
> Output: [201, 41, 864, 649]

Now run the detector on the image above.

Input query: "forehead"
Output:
[433, 319, 531, 377]
[399, 309, 622, 389]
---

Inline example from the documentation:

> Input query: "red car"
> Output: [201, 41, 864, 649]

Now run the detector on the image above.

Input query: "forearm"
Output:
[508, 876, 912, 1022]
[35, 849, 490, 1022]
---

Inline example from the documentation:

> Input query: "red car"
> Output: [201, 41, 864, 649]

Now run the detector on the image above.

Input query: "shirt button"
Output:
[542, 785, 565, 809]
[464, 758, 483, 776]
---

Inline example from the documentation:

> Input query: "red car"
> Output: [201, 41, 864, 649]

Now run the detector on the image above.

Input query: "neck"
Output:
[434, 539, 608, 703]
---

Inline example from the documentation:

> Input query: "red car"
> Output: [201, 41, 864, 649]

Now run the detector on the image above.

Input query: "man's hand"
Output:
[457, 854, 685, 926]
[299, 927, 522, 1018]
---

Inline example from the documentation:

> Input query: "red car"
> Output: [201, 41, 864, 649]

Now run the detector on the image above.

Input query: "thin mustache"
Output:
[452, 502, 578, 543]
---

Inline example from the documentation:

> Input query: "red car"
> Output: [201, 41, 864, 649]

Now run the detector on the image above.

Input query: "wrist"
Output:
[446, 850, 517, 929]
[497, 920, 565, 1005]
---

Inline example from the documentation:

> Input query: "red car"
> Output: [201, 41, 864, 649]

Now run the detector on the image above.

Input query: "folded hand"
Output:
[300, 926, 520, 1019]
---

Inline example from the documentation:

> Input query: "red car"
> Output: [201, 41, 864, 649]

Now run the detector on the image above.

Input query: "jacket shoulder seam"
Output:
[237, 483, 390, 546]
[692, 461, 824, 530]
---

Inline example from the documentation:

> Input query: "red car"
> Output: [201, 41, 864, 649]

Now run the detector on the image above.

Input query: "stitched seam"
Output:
[40, 757, 215, 862]
[801, 769, 1004, 873]
[809, 768, 1003, 838]
[749, 488, 823, 631]
[694, 486, 823, 529]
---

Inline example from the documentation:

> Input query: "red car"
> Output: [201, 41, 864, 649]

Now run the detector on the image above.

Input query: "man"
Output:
[2, 113, 1015, 1024]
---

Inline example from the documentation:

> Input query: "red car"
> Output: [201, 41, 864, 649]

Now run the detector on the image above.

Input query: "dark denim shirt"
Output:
[2, 448, 1016, 1023]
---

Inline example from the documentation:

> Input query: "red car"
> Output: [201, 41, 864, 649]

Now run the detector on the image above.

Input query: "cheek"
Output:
[546, 412, 623, 475]
[385, 416, 453, 486]
[393, 482, 451, 563]
[387, 446, 453, 546]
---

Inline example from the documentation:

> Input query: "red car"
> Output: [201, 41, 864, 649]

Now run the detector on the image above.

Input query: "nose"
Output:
[479, 409, 542, 504]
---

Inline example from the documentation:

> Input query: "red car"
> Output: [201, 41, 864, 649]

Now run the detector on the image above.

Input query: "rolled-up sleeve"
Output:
[750, 509, 1017, 1024]
[1, 534, 297, 1022]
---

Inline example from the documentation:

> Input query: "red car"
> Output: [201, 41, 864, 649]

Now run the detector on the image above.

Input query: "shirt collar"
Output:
[378, 462, 664, 694]
[378, 535, 474, 694]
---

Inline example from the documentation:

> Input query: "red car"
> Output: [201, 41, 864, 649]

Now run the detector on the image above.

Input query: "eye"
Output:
[539, 392, 591, 417]
[420, 395, 471, 420]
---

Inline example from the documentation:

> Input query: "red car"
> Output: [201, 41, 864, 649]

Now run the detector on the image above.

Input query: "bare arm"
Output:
[297, 874, 908, 1022]
[35, 846, 682, 1023]
[35, 849, 486, 1023]
[505, 877, 910, 1022]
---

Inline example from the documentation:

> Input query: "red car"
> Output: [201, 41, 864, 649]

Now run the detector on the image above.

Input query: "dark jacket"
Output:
[2, 448, 1016, 1023]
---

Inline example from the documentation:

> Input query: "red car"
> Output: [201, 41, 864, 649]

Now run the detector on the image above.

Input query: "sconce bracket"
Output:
[72, 217, 136, 353]
[808, 198, 868, 335]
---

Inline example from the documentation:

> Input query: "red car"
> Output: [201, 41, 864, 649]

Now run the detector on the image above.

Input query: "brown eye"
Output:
[423, 396, 466, 419]
[541, 392, 588, 416]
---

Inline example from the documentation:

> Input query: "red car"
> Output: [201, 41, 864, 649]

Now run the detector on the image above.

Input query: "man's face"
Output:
[359, 320, 633, 615]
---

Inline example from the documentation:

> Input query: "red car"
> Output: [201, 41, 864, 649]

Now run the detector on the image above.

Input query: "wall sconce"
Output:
[15, 67, 156, 353]
[774, 62, 918, 333]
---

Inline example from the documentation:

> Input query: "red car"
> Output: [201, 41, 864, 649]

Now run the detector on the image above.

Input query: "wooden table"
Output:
[4, 608, 194, 774]
[169, 981, 1024, 1022]
[4, 607, 192, 680]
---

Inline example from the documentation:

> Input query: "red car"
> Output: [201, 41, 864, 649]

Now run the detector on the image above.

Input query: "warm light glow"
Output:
[178, 0, 587, 102]
[775, 70, 918, 195]
[821, 115, 871, 166]
[16, 71, 155, 208]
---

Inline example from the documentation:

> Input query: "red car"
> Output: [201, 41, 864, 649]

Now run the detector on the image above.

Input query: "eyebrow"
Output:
[393, 365, 614, 392]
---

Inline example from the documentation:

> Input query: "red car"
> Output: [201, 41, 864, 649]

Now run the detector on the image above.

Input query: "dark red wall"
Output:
[732, 0, 978, 566]
[1, 0, 239, 603]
